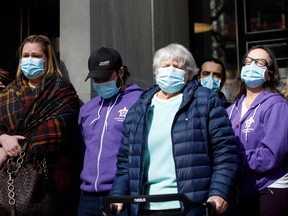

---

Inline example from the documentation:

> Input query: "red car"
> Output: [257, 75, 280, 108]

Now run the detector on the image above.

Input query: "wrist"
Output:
[0, 147, 8, 167]
[0, 134, 8, 147]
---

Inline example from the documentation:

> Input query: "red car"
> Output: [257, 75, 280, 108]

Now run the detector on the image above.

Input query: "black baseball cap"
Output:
[85, 47, 122, 81]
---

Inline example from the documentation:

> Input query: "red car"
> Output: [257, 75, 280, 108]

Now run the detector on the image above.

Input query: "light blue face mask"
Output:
[92, 77, 120, 99]
[200, 76, 221, 92]
[241, 61, 266, 88]
[21, 57, 45, 79]
[156, 66, 186, 93]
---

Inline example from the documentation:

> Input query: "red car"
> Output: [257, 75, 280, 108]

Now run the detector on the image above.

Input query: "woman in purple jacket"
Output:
[226, 46, 288, 216]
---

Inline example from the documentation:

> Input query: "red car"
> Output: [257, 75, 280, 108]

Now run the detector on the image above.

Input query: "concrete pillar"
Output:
[60, 0, 190, 102]
[60, 0, 91, 103]
[90, 0, 190, 89]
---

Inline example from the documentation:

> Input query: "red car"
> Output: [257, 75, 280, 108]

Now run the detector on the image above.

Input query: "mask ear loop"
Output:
[114, 75, 122, 89]
[115, 67, 125, 89]
[262, 58, 273, 82]
[266, 70, 274, 82]
[42, 58, 47, 74]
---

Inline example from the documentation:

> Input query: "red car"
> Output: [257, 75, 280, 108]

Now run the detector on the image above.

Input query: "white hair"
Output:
[152, 43, 198, 77]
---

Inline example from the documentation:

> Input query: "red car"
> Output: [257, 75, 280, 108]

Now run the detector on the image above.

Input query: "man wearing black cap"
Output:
[78, 47, 143, 216]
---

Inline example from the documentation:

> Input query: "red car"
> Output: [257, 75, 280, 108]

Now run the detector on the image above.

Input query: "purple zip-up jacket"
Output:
[78, 83, 143, 192]
[226, 90, 288, 196]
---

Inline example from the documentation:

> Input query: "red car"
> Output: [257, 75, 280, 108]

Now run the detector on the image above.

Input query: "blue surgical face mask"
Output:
[21, 57, 45, 79]
[241, 61, 266, 88]
[156, 66, 186, 93]
[92, 77, 120, 99]
[200, 76, 221, 92]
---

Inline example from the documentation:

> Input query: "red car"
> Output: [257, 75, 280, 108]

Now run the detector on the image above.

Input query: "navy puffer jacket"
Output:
[110, 81, 238, 215]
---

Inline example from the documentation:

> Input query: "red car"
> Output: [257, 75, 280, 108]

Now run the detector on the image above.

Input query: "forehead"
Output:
[201, 61, 222, 72]
[160, 59, 180, 64]
[248, 48, 270, 61]
[22, 42, 44, 55]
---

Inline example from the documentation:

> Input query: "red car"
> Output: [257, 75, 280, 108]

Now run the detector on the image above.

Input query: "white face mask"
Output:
[156, 66, 186, 93]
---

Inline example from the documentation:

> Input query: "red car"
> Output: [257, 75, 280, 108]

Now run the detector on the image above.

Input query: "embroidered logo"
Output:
[99, 60, 110, 66]
[242, 116, 254, 137]
[114, 107, 129, 122]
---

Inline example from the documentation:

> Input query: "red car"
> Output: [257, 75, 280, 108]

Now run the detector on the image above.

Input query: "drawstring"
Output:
[93, 93, 121, 191]
[229, 102, 261, 141]
[89, 93, 121, 129]
[89, 99, 105, 126]
[251, 104, 260, 118]
[228, 104, 236, 120]
[104, 94, 121, 130]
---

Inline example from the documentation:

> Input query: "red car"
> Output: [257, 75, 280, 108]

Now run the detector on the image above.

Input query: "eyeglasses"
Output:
[200, 71, 222, 79]
[243, 57, 268, 67]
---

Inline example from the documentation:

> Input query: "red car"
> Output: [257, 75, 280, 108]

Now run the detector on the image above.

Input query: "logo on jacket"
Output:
[114, 107, 129, 122]
[242, 116, 254, 138]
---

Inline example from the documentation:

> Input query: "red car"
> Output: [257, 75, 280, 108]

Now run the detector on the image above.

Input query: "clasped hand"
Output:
[0, 134, 26, 157]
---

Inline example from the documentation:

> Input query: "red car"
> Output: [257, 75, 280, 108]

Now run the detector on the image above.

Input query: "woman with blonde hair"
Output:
[0, 35, 81, 215]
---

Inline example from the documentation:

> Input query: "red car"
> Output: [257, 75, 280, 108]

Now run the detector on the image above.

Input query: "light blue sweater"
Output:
[144, 93, 182, 210]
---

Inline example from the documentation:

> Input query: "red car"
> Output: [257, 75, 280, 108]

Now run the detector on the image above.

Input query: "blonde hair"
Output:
[16, 35, 62, 78]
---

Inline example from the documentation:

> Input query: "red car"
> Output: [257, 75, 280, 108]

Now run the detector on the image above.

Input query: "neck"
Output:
[156, 90, 181, 100]
[244, 87, 263, 107]
[246, 86, 263, 98]
[28, 76, 43, 88]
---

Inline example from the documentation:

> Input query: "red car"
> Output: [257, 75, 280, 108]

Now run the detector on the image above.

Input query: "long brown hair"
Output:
[16, 35, 62, 78]
[234, 45, 281, 100]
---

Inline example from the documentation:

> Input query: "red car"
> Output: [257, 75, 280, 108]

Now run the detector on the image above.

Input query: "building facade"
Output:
[1, 0, 287, 103]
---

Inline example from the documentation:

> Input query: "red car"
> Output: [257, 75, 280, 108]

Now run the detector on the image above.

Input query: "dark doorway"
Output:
[189, 0, 288, 100]
[235, 0, 288, 89]
[0, 0, 59, 77]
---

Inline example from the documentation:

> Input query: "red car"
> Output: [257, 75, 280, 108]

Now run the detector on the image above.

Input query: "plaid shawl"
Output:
[0, 76, 80, 158]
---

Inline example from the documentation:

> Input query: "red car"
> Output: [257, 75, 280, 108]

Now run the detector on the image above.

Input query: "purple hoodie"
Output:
[226, 90, 288, 196]
[78, 83, 143, 192]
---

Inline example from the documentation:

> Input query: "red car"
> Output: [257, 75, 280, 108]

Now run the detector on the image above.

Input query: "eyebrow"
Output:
[246, 56, 269, 64]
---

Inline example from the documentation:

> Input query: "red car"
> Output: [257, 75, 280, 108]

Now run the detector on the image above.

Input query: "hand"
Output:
[108, 203, 124, 215]
[103, 203, 124, 216]
[0, 134, 26, 157]
[207, 195, 228, 215]
[0, 147, 8, 167]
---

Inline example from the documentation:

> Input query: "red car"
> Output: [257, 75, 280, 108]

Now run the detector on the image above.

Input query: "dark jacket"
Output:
[110, 80, 238, 215]
[218, 91, 232, 108]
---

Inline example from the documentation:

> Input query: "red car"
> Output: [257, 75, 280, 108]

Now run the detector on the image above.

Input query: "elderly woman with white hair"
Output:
[108, 43, 239, 216]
